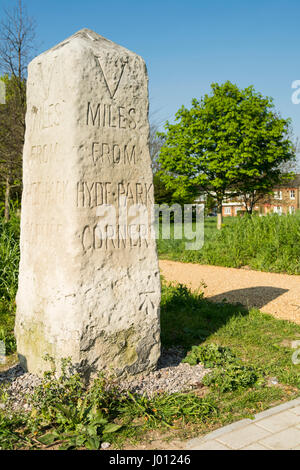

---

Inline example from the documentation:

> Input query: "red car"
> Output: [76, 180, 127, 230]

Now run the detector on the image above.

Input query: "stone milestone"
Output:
[15, 29, 161, 378]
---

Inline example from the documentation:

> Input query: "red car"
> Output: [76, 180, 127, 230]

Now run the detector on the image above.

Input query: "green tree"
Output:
[158, 81, 295, 229]
[153, 173, 174, 205]
[204, 194, 216, 216]
[150, 121, 196, 205]
[153, 172, 196, 205]
[0, 0, 36, 220]
[0, 74, 25, 219]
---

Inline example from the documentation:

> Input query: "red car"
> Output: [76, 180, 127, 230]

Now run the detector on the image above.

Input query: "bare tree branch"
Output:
[0, 0, 36, 80]
[0, 0, 37, 220]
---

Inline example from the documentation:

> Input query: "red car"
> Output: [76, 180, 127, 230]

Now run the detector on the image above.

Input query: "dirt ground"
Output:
[160, 260, 300, 324]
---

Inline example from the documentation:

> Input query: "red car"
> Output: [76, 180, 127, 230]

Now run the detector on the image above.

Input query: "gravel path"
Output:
[160, 260, 300, 324]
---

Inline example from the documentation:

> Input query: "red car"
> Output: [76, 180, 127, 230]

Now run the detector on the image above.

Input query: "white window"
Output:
[290, 190, 295, 199]
[274, 190, 282, 200]
[289, 206, 295, 214]
[224, 207, 231, 215]
[273, 206, 282, 215]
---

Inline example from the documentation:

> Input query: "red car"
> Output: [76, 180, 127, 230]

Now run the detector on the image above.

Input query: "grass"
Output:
[0, 356, 218, 450]
[0, 211, 19, 356]
[160, 282, 300, 431]
[0, 211, 20, 303]
[158, 212, 300, 275]
[0, 211, 300, 449]
[0, 282, 299, 449]
[161, 283, 300, 387]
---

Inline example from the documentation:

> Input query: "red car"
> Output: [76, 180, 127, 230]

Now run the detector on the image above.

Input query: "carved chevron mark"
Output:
[139, 292, 155, 315]
[38, 57, 57, 100]
[95, 56, 128, 99]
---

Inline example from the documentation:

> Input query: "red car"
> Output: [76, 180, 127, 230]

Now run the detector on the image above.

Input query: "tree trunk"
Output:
[243, 196, 253, 214]
[245, 204, 252, 214]
[4, 176, 10, 222]
[247, 199, 255, 214]
[217, 200, 223, 230]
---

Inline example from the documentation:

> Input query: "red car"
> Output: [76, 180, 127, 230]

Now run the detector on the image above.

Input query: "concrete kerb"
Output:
[186, 397, 300, 449]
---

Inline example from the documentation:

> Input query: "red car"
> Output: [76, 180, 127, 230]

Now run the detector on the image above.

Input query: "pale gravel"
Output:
[160, 260, 300, 324]
[0, 348, 209, 411]
[118, 347, 209, 397]
[0, 365, 41, 411]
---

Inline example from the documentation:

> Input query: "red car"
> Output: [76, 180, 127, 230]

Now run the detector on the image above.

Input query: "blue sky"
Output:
[1, 0, 300, 138]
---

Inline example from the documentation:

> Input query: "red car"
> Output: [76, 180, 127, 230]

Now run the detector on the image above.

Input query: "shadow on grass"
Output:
[208, 286, 288, 310]
[0, 285, 290, 375]
[1, 283, 247, 376]
[160, 283, 251, 353]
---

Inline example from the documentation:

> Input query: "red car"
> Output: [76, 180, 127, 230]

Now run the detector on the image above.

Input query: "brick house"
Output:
[221, 175, 300, 217]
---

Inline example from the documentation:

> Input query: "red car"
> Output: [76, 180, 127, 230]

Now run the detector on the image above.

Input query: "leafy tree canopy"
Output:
[158, 81, 295, 226]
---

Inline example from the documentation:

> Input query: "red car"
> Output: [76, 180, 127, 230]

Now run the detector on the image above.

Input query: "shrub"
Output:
[182, 343, 237, 367]
[202, 364, 264, 392]
[182, 342, 265, 392]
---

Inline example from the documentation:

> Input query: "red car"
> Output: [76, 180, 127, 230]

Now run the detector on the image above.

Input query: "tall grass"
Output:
[158, 213, 300, 274]
[0, 211, 20, 302]
[0, 210, 20, 354]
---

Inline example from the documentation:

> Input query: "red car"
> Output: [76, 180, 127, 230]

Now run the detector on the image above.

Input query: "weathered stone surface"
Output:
[15, 29, 161, 379]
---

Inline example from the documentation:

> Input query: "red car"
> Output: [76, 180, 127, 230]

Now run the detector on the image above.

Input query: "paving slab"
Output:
[254, 410, 300, 433]
[217, 424, 271, 449]
[290, 405, 300, 416]
[259, 428, 300, 450]
[240, 443, 269, 450]
[186, 398, 300, 450]
[190, 440, 230, 450]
